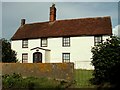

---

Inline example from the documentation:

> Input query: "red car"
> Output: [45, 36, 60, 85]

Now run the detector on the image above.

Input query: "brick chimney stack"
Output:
[49, 3, 56, 22]
[21, 19, 25, 26]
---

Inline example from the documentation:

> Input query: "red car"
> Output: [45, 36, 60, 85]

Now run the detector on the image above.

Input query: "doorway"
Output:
[33, 52, 42, 63]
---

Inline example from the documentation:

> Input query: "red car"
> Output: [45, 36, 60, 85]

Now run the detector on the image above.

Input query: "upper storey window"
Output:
[94, 36, 102, 45]
[22, 40, 28, 48]
[41, 38, 47, 47]
[63, 37, 70, 47]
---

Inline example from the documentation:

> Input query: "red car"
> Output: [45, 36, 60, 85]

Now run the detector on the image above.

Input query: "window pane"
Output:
[41, 38, 47, 47]
[22, 53, 28, 63]
[63, 37, 70, 47]
[22, 40, 28, 48]
[63, 53, 70, 63]
[94, 36, 102, 45]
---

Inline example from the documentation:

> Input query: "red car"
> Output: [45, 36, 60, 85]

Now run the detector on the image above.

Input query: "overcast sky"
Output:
[1, 0, 120, 39]
[1, 0, 120, 2]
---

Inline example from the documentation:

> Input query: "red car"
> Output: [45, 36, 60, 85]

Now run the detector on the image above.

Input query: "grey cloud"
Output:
[2, 2, 118, 39]
[2, 0, 120, 2]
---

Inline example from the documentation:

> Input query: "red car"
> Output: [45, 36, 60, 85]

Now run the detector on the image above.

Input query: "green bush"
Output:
[1, 38, 17, 62]
[2, 73, 23, 88]
[91, 36, 120, 87]
[2, 73, 67, 89]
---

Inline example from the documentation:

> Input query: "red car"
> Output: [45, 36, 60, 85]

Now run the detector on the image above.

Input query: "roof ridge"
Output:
[23, 16, 111, 25]
[56, 16, 111, 22]
[26, 21, 49, 25]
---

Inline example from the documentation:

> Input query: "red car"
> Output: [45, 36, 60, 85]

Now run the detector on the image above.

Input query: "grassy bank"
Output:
[2, 69, 98, 89]
[74, 69, 114, 89]
[2, 69, 115, 89]
[2, 73, 68, 89]
[74, 69, 95, 88]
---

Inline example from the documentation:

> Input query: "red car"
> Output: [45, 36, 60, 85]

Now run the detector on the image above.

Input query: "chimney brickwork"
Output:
[50, 4, 56, 22]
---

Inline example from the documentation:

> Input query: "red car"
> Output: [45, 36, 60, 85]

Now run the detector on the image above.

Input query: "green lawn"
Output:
[74, 69, 96, 88]
[2, 73, 67, 89]
[2, 69, 96, 89]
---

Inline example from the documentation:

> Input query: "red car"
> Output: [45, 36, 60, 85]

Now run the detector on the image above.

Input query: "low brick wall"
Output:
[1, 63, 74, 82]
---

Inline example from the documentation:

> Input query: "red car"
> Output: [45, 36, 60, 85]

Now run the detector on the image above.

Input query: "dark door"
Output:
[33, 52, 42, 63]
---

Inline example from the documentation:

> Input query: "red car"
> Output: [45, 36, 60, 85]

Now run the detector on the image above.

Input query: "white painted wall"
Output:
[70, 36, 94, 69]
[11, 35, 110, 69]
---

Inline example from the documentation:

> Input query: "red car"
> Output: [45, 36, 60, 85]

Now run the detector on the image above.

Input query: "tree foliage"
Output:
[91, 36, 120, 86]
[1, 38, 17, 62]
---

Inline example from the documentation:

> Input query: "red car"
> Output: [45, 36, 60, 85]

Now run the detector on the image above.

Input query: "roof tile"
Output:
[11, 16, 112, 40]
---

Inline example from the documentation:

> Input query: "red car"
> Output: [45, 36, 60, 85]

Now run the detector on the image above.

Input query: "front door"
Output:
[33, 52, 42, 63]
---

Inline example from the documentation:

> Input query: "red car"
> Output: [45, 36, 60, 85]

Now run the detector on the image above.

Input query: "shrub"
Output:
[1, 38, 17, 62]
[91, 36, 120, 87]
[2, 73, 67, 89]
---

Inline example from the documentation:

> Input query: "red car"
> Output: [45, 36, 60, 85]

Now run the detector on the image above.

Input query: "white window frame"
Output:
[22, 40, 28, 48]
[62, 53, 70, 63]
[94, 36, 102, 45]
[41, 38, 47, 47]
[63, 37, 70, 47]
[22, 53, 28, 63]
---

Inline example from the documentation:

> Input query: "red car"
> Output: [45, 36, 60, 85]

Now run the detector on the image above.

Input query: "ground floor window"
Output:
[22, 53, 28, 63]
[62, 53, 70, 63]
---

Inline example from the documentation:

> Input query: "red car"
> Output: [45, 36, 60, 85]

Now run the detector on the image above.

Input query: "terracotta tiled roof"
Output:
[11, 16, 112, 40]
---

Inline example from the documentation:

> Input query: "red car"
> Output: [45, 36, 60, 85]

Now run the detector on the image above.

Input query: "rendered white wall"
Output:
[11, 35, 110, 69]
[70, 36, 94, 69]
[45, 51, 50, 63]
[48, 38, 63, 63]
[11, 40, 22, 62]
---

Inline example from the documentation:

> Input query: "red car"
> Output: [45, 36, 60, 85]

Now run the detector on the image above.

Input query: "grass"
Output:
[73, 69, 115, 89]
[2, 73, 67, 89]
[74, 69, 95, 88]
[2, 69, 97, 89]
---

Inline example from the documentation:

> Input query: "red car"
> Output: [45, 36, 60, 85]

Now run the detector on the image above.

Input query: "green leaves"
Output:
[2, 73, 68, 89]
[1, 38, 17, 62]
[91, 36, 120, 86]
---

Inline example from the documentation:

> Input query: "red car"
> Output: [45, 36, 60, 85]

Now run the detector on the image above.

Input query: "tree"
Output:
[91, 36, 120, 87]
[0, 39, 2, 62]
[1, 38, 17, 62]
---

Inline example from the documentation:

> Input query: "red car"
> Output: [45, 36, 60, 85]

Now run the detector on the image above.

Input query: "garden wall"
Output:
[1, 63, 74, 82]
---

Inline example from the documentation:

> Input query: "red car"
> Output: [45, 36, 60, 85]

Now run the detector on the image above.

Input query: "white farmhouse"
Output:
[11, 4, 112, 69]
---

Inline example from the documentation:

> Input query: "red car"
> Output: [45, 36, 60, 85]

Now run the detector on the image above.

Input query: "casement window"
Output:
[22, 53, 28, 63]
[22, 40, 28, 48]
[63, 37, 70, 47]
[41, 38, 47, 47]
[62, 53, 70, 63]
[94, 36, 102, 45]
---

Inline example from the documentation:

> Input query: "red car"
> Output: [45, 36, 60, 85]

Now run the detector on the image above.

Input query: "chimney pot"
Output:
[21, 19, 25, 26]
